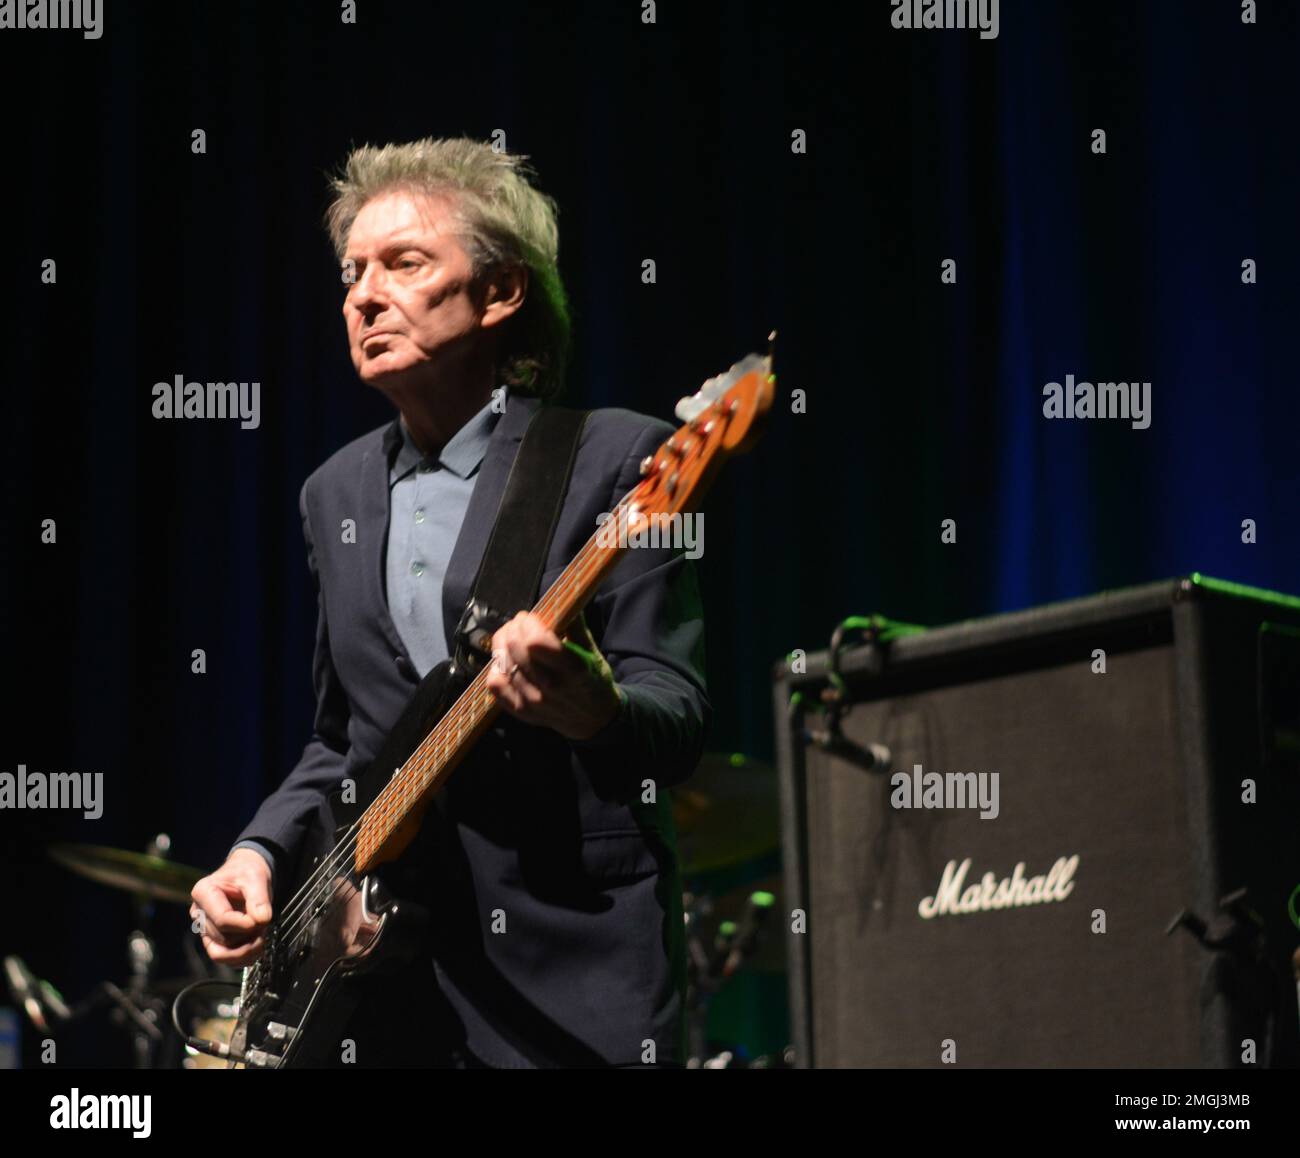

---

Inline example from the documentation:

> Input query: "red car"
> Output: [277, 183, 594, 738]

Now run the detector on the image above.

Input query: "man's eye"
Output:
[397, 259, 420, 270]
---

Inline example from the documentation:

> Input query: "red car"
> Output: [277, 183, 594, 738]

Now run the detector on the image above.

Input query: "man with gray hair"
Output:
[189, 138, 709, 1067]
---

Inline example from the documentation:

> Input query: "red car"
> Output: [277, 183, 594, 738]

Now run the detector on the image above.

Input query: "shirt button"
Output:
[410, 561, 425, 577]
[414, 508, 425, 524]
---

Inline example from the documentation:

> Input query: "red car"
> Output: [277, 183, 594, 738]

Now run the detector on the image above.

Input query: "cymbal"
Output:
[48, 843, 204, 905]
[673, 753, 780, 876]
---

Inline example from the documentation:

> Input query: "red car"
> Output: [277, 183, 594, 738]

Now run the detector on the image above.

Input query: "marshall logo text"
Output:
[918, 855, 1079, 919]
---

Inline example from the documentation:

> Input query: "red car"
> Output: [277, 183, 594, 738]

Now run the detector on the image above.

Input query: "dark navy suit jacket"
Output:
[236, 392, 710, 1067]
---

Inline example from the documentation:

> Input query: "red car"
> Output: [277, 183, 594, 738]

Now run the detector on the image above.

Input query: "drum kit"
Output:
[4, 835, 241, 1068]
[5, 754, 793, 1068]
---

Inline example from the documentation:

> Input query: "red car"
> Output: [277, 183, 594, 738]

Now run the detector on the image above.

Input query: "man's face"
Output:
[341, 190, 487, 393]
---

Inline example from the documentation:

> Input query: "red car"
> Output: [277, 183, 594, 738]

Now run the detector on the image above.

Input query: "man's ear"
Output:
[480, 264, 528, 329]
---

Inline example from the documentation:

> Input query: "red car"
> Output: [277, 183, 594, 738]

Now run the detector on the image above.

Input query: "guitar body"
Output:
[229, 660, 468, 1068]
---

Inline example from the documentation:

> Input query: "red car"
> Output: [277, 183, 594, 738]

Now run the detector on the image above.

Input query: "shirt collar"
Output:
[388, 386, 507, 483]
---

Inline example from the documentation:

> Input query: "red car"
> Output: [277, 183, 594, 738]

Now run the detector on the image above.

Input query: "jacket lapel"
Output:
[439, 394, 540, 656]
[360, 418, 413, 665]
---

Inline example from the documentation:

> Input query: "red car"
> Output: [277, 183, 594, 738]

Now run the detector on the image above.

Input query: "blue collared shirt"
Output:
[385, 392, 503, 678]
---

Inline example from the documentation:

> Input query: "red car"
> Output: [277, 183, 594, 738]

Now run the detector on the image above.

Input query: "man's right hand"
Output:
[190, 849, 274, 967]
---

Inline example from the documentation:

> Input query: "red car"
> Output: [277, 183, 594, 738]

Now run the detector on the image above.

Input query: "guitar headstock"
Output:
[626, 351, 776, 520]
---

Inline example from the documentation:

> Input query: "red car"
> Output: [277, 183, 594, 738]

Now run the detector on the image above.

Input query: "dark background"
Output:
[3, 0, 1298, 1065]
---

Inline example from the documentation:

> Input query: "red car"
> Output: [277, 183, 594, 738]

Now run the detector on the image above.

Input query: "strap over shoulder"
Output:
[452, 405, 590, 674]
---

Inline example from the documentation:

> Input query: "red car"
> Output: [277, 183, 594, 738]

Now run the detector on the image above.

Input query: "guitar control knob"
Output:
[244, 1049, 278, 1068]
[639, 455, 654, 476]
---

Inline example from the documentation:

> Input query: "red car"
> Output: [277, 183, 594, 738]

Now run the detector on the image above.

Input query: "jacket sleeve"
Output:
[233, 480, 352, 878]
[569, 422, 711, 798]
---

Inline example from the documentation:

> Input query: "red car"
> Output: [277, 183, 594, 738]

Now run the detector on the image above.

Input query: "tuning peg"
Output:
[699, 374, 729, 402]
[674, 352, 767, 424]
[674, 394, 710, 423]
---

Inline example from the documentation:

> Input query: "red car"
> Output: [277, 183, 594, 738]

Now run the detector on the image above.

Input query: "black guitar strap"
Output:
[450, 403, 590, 675]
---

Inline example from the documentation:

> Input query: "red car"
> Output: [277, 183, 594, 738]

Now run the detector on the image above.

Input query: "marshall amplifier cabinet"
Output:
[772, 576, 1300, 1068]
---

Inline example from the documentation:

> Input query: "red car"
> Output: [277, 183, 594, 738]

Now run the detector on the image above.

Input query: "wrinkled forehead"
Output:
[345, 188, 464, 254]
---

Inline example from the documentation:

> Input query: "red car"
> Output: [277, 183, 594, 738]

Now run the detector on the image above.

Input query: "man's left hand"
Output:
[485, 611, 622, 741]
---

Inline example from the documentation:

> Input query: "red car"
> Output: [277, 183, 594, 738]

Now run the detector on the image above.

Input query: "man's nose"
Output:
[349, 263, 388, 312]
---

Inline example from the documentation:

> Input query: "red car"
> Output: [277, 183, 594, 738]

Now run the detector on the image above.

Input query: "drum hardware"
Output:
[5, 834, 231, 1067]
